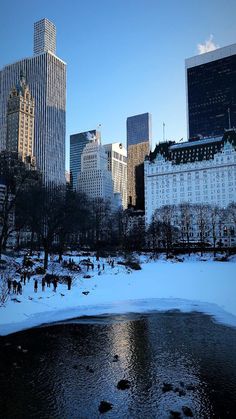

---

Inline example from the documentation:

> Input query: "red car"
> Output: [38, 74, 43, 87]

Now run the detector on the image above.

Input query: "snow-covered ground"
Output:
[0, 253, 235, 335]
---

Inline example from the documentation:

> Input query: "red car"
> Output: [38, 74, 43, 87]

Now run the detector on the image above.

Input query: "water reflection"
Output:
[1, 312, 236, 418]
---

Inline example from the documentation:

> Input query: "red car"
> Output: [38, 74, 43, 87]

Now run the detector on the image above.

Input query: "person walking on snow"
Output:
[53, 278, 57, 292]
[17, 282, 22, 295]
[13, 280, 17, 294]
[42, 277, 45, 292]
[7, 279, 11, 293]
[34, 279, 38, 293]
[67, 276, 72, 290]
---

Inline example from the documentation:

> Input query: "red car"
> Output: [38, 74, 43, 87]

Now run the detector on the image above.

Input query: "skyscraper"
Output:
[34, 18, 56, 55]
[126, 113, 152, 209]
[104, 142, 127, 208]
[6, 73, 35, 164]
[77, 137, 113, 202]
[127, 112, 152, 147]
[186, 43, 236, 139]
[70, 130, 101, 190]
[0, 18, 66, 185]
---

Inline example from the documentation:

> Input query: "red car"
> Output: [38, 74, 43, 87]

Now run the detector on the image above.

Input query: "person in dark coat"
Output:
[23, 271, 27, 284]
[42, 277, 45, 292]
[12, 280, 17, 294]
[53, 278, 57, 292]
[67, 276, 72, 290]
[102, 263, 105, 271]
[46, 276, 51, 287]
[17, 282, 22, 295]
[20, 274, 24, 283]
[98, 263, 100, 271]
[27, 272, 31, 282]
[34, 280, 38, 293]
[7, 279, 11, 293]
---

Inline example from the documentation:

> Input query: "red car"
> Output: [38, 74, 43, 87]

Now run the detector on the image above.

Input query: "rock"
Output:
[98, 401, 113, 413]
[82, 291, 89, 295]
[162, 382, 173, 392]
[170, 411, 181, 418]
[117, 379, 131, 390]
[182, 406, 193, 417]
[60, 293, 65, 297]
[83, 275, 91, 279]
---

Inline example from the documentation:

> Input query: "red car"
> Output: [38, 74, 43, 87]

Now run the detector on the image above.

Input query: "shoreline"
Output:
[1, 257, 236, 336]
[1, 296, 236, 336]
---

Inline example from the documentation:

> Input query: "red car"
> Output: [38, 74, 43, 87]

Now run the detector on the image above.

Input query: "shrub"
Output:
[118, 260, 141, 270]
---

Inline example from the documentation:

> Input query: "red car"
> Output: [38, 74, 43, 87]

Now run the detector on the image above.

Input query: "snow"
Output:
[0, 254, 236, 335]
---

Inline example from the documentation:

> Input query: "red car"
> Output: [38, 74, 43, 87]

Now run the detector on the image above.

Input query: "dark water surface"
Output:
[1, 311, 236, 419]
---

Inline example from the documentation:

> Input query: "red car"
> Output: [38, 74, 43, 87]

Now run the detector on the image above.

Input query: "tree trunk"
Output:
[44, 249, 49, 270]
[30, 230, 35, 255]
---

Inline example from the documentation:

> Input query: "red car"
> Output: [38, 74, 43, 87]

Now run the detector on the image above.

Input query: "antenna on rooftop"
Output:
[228, 108, 231, 130]
[163, 122, 166, 142]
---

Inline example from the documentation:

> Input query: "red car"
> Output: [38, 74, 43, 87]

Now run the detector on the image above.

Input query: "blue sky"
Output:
[1, 0, 236, 169]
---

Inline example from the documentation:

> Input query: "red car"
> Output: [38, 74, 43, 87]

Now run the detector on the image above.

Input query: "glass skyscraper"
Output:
[126, 113, 152, 209]
[186, 43, 236, 139]
[127, 112, 152, 147]
[70, 130, 101, 189]
[0, 18, 66, 185]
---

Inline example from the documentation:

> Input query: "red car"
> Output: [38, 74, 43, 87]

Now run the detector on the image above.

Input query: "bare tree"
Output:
[157, 205, 179, 256]
[195, 204, 210, 256]
[0, 151, 39, 257]
[179, 203, 192, 255]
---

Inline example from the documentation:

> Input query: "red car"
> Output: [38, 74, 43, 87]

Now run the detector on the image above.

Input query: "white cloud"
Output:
[197, 35, 219, 54]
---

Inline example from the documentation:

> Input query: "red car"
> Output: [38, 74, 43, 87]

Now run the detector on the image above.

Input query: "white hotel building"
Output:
[144, 130, 236, 225]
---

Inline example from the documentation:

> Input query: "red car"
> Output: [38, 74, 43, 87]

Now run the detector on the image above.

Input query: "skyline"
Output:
[1, 0, 236, 170]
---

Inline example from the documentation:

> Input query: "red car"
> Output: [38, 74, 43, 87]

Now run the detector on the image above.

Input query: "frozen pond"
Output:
[1, 311, 236, 418]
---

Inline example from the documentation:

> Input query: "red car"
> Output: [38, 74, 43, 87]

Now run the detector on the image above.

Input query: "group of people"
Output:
[7, 279, 22, 295]
[7, 253, 116, 299]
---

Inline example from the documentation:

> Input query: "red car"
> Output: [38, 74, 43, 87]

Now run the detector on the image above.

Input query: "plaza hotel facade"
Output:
[144, 130, 236, 225]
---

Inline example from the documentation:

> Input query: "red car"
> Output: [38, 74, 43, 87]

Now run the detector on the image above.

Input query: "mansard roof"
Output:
[149, 130, 236, 165]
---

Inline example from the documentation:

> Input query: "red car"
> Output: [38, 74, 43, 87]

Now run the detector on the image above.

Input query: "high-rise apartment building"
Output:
[34, 18, 56, 55]
[186, 43, 236, 139]
[104, 142, 127, 208]
[0, 18, 66, 185]
[126, 113, 152, 209]
[6, 73, 35, 164]
[78, 138, 113, 202]
[70, 130, 100, 190]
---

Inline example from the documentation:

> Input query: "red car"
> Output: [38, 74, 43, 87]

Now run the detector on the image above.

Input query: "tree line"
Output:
[0, 152, 236, 265]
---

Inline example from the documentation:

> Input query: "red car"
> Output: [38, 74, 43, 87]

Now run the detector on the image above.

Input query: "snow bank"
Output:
[0, 257, 236, 335]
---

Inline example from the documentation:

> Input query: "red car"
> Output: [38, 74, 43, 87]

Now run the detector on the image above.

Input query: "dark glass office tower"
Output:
[126, 113, 152, 209]
[127, 112, 152, 147]
[70, 130, 100, 189]
[186, 44, 236, 139]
